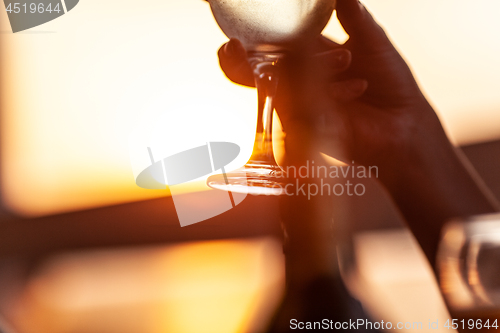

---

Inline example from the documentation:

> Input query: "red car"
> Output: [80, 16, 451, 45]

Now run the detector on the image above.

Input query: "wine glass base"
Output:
[207, 163, 286, 196]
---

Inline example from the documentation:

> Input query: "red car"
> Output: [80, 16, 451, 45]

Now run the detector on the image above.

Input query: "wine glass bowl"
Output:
[208, 0, 336, 53]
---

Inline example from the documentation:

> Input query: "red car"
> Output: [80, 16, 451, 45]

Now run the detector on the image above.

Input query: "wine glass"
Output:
[437, 213, 500, 332]
[206, 0, 336, 195]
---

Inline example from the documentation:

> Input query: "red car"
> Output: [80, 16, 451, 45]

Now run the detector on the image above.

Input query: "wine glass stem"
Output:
[248, 54, 283, 165]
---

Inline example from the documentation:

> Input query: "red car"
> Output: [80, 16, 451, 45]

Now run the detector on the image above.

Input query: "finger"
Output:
[275, 48, 352, 132]
[274, 48, 351, 125]
[217, 39, 255, 87]
[277, 36, 348, 82]
[336, 0, 392, 49]
[318, 35, 342, 50]
[311, 48, 352, 75]
[330, 79, 368, 102]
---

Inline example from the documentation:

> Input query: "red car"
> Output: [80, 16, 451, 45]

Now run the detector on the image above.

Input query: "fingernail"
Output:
[224, 40, 236, 56]
[331, 49, 351, 68]
[345, 79, 368, 93]
[329, 79, 368, 101]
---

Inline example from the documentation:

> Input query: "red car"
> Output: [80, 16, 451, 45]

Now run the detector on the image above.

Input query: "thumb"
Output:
[330, 79, 368, 102]
[336, 0, 392, 50]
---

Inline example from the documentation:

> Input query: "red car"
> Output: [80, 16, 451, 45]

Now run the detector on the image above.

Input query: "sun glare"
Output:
[2, 0, 500, 216]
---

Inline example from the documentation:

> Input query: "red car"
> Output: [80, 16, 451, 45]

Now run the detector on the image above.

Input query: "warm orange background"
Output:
[1, 0, 500, 216]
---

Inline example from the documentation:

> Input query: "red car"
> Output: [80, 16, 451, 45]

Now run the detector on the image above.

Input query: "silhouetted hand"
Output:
[216, 0, 499, 267]
[218, 0, 443, 189]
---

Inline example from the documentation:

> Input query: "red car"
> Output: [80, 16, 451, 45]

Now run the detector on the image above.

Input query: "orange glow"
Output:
[11, 238, 285, 333]
[0, 0, 256, 216]
[2, 0, 500, 216]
